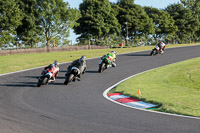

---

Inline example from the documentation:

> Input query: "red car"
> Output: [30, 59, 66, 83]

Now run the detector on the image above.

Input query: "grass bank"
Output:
[109, 57, 200, 117]
[0, 43, 198, 74]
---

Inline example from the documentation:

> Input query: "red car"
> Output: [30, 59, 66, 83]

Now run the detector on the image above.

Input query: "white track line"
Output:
[103, 62, 200, 120]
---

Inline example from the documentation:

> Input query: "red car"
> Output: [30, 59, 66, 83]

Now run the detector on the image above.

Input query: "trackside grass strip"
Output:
[109, 57, 200, 117]
[0, 43, 198, 74]
[1, 46, 153, 74]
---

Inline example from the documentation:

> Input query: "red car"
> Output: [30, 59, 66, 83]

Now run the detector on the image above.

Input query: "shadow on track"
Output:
[56, 76, 65, 80]
[59, 70, 67, 73]
[122, 53, 150, 56]
[49, 82, 65, 86]
[86, 70, 98, 73]
[0, 82, 37, 87]
[23, 76, 39, 79]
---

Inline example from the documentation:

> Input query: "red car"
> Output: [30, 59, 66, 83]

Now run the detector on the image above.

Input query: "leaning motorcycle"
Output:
[98, 56, 112, 73]
[150, 45, 164, 56]
[64, 67, 81, 85]
[37, 70, 53, 87]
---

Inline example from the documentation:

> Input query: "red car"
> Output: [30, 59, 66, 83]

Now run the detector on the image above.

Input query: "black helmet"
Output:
[54, 61, 59, 67]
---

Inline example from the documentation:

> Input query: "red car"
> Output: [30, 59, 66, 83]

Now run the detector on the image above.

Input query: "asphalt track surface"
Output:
[0, 46, 200, 133]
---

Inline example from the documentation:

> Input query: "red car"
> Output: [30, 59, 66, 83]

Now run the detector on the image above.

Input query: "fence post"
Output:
[15, 41, 19, 49]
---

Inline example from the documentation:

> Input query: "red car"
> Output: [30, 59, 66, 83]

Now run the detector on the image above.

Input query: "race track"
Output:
[0, 45, 200, 133]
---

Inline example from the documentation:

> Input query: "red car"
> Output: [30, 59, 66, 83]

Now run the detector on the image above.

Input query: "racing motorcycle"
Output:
[98, 56, 112, 73]
[150, 45, 165, 56]
[37, 70, 53, 87]
[37, 66, 59, 87]
[64, 67, 81, 85]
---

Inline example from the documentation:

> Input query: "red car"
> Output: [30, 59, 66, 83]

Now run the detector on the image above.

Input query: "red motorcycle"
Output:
[37, 66, 59, 87]
[150, 45, 165, 56]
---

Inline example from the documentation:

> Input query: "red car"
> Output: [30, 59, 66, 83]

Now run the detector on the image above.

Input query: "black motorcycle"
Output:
[64, 67, 81, 85]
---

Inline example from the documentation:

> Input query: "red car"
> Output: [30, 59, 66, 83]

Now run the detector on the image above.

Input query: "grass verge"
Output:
[0, 43, 198, 75]
[109, 57, 200, 117]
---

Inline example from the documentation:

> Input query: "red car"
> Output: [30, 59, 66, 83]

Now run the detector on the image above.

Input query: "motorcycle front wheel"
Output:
[150, 49, 157, 56]
[37, 79, 42, 87]
[98, 63, 105, 73]
[37, 77, 48, 87]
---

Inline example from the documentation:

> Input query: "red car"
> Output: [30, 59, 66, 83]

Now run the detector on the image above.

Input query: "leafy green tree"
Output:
[74, 0, 121, 45]
[144, 7, 177, 42]
[181, 0, 200, 41]
[165, 3, 199, 43]
[37, 0, 79, 47]
[115, 0, 154, 44]
[0, 0, 23, 47]
[15, 0, 43, 48]
[181, 0, 200, 10]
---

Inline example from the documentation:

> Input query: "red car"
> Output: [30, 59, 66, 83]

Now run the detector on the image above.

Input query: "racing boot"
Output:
[75, 75, 81, 81]
[111, 62, 116, 67]
[49, 76, 55, 83]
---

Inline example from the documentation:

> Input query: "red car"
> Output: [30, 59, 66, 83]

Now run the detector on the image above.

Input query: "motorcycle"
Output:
[150, 45, 164, 56]
[64, 67, 81, 85]
[98, 56, 113, 73]
[37, 67, 59, 87]
[37, 70, 53, 87]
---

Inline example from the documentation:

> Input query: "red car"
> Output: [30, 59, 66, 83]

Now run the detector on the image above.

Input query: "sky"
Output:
[64, 0, 181, 44]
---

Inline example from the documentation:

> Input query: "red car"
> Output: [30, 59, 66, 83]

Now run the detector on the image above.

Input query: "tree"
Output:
[181, 0, 200, 10]
[181, 0, 200, 41]
[74, 0, 121, 45]
[16, 0, 43, 48]
[0, 0, 23, 47]
[165, 3, 199, 43]
[115, 0, 154, 44]
[37, 0, 79, 47]
[144, 7, 177, 43]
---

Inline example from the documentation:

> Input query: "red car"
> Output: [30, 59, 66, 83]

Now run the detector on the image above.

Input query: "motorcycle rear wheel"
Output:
[64, 74, 74, 85]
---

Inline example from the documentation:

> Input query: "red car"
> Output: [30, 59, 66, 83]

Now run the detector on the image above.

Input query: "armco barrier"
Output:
[0, 45, 110, 56]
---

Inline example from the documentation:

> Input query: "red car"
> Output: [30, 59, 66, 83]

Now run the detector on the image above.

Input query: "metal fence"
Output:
[0, 45, 110, 56]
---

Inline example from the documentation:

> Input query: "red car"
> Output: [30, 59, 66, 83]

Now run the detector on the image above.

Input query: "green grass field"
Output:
[0, 43, 198, 74]
[109, 57, 200, 117]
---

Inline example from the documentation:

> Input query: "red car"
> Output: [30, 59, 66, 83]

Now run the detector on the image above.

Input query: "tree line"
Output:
[1, 0, 200, 49]
[0, 0, 79, 49]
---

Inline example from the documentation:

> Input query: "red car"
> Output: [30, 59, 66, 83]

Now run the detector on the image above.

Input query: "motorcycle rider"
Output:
[44, 61, 59, 82]
[101, 51, 116, 67]
[66, 56, 86, 81]
[157, 41, 166, 53]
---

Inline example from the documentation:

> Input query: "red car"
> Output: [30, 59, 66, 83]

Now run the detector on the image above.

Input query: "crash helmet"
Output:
[79, 56, 86, 63]
[161, 40, 166, 44]
[111, 51, 116, 55]
[53, 61, 59, 67]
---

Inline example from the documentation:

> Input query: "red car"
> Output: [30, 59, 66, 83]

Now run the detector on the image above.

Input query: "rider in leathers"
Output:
[101, 51, 116, 67]
[66, 56, 86, 81]
[157, 41, 166, 53]
[44, 61, 59, 82]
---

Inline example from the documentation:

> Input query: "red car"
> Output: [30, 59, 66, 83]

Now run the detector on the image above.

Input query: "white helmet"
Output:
[111, 51, 116, 54]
